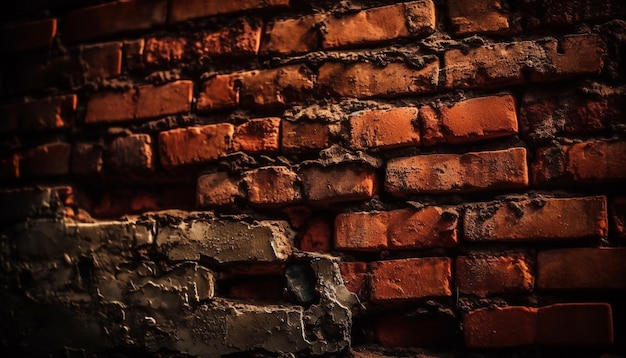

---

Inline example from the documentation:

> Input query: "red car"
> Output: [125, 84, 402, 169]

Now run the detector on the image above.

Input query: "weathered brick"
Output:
[228, 276, 284, 301]
[243, 166, 301, 207]
[0, 154, 19, 179]
[448, 0, 510, 35]
[197, 172, 242, 208]
[107, 134, 153, 174]
[260, 15, 321, 55]
[536, 303, 614, 346]
[300, 217, 332, 253]
[611, 197, 626, 240]
[299, 165, 377, 205]
[349, 107, 420, 150]
[537, 248, 626, 290]
[63, 0, 168, 43]
[82, 42, 123, 80]
[335, 206, 458, 251]
[318, 60, 439, 99]
[144, 36, 187, 67]
[420, 95, 518, 146]
[71, 143, 103, 175]
[534, 0, 626, 26]
[197, 74, 239, 111]
[239, 65, 315, 108]
[322, 1, 435, 49]
[195, 19, 262, 58]
[532, 141, 626, 185]
[375, 315, 457, 348]
[464, 307, 537, 348]
[538, 34, 604, 80]
[456, 253, 534, 297]
[464, 196, 608, 242]
[340, 262, 368, 301]
[85, 80, 192, 124]
[159, 123, 234, 168]
[370, 257, 452, 302]
[3, 18, 57, 53]
[234, 117, 280, 154]
[385, 147, 528, 196]
[281, 121, 330, 153]
[0, 94, 76, 133]
[169, 0, 289, 23]
[22, 142, 71, 177]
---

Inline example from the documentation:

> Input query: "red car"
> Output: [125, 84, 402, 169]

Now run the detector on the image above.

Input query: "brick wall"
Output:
[1, 0, 625, 357]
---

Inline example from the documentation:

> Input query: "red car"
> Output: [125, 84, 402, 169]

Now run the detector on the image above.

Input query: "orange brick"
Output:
[197, 75, 239, 112]
[300, 217, 332, 253]
[144, 36, 187, 67]
[340, 262, 368, 301]
[318, 60, 439, 99]
[349, 107, 420, 150]
[0, 94, 76, 133]
[260, 15, 321, 55]
[537, 248, 626, 290]
[63, 0, 168, 43]
[281, 121, 330, 154]
[239, 65, 315, 108]
[538, 34, 604, 80]
[81, 42, 123, 80]
[71, 143, 103, 176]
[448, 0, 510, 35]
[385, 147, 528, 196]
[370, 257, 452, 302]
[335, 207, 458, 251]
[299, 165, 377, 205]
[197, 172, 241, 208]
[3, 18, 57, 53]
[456, 253, 534, 297]
[464, 196, 608, 242]
[107, 134, 153, 174]
[22, 142, 71, 177]
[0, 154, 19, 179]
[169, 0, 289, 23]
[536, 303, 614, 346]
[159, 123, 234, 168]
[234, 117, 280, 154]
[85, 81, 192, 124]
[243, 166, 301, 207]
[375, 315, 457, 348]
[464, 307, 537, 348]
[420, 95, 518, 146]
[611, 197, 626, 240]
[534, 141, 626, 185]
[196, 19, 262, 58]
[322, 1, 435, 49]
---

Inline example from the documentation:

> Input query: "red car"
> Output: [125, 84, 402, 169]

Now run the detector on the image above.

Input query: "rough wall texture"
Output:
[1, 0, 626, 357]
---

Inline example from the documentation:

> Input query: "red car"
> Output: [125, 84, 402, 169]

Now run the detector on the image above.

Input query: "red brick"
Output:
[611, 197, 626, 240]
[448, 0, 510, 35]
[228, 275, 284, 301]
[464, 307, 537, 348]
[300, 217, 332, 253]
[370, 257, 452, 302]
[532, 141, 626, 185]
[260, 15, 321, 55]
[169, 0, 289, 23]
[85, 81, 192, 124]
[385, 147, 528, 196]
[536, 303, 614, 346]
[143, 36, 187, 67]
[234, 117, 280, 154]
[420, 95, 518, 146]
[299, 165, 377, 205]
[197, 75, 239, 112]
[63, 0, 168, 43]
[349, 107, 420, 150]
[464, 196, 608, 242]
[322, 1, 435, 49]
[243, 166, 301, 207]
[281, 121, 331, 154]
[283, 206, 313, 229]
[375, 315, 457, 348]
[537, 248, 626, 290]
[197, 172, 242, 208]
[239, 65, 315, 108]
[340, 262, 368, 301]
[0, 94, 76, 133]
[71, 143, 103, 176]
[94, 186, 195, 218]
[538, 34, 604, 80]
[159, 123, 234, 168]
[195, 19, 262, 58]
[107, 134, 153, 174]
[82, 42, 123, 80]
[22, 142, 71, 177]
[335, 207, 458, 251]
[456, 253, 534, 297]
[3, 18, 57, 53]
[537, 0, 626, 26]
[0, 154, 19, 179]
[318, 60, 439, 99]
